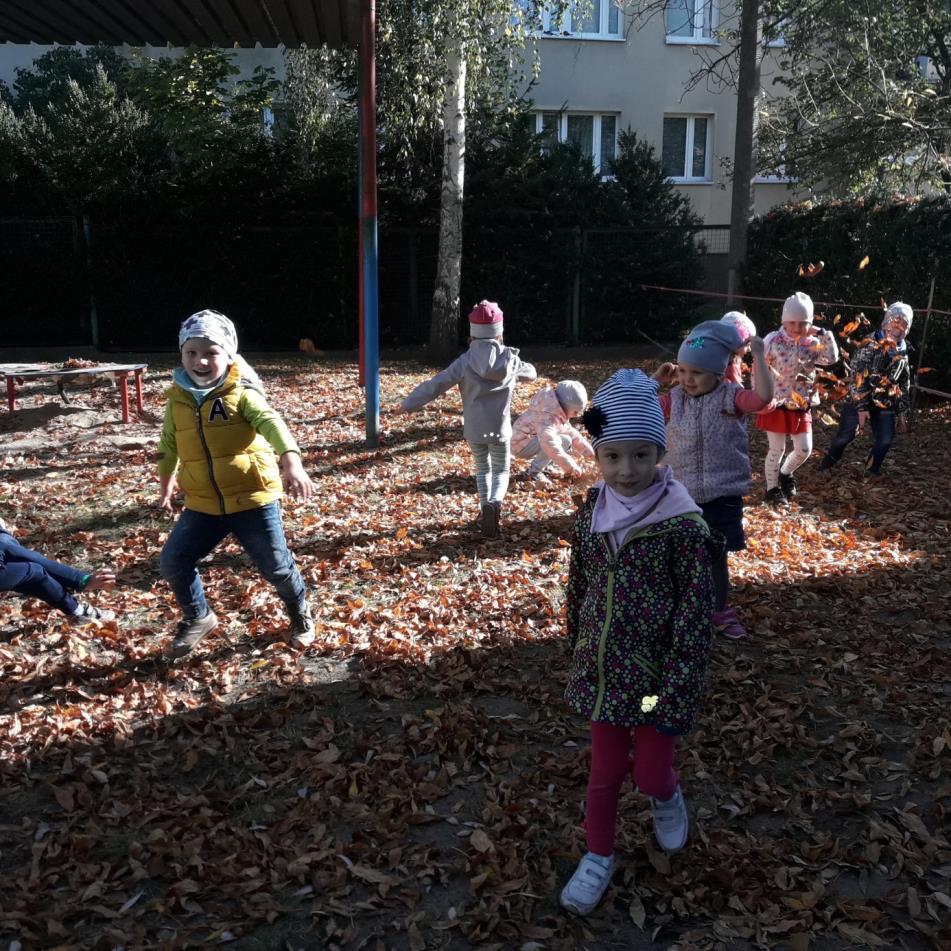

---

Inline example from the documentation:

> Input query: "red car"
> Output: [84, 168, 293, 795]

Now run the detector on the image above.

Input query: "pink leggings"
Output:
[585, 721, 678, 857]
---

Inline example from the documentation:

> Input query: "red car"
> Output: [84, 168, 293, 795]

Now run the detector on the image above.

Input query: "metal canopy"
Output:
[0, 0, 361, 50]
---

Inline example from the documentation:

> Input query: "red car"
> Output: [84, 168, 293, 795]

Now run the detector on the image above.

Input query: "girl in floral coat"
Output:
[559, 369, 719, 917]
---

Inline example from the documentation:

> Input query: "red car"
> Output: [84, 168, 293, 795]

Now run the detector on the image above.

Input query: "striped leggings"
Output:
[468, 441, 510, 504]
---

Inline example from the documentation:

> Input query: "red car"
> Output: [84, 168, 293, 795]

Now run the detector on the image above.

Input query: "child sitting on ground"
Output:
[757, 292, 839, 505]
[819, 301, 913, 477]
[511, 380, 593, 483]
[399, 301, 536, 538]
[0, 517, 115, 624]
[157, 309, 316, 657]
[559, 368, 719, 916]
[652, 321, 774, 639]
[720, 311, 758, 385]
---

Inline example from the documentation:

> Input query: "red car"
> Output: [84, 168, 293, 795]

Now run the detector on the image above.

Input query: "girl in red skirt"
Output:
[757, 293, 839, 505]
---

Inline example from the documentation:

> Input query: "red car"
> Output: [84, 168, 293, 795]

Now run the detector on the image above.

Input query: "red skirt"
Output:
[755, 406, 812, 435]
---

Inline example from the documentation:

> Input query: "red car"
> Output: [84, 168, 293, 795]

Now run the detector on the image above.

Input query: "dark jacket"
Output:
[848, 331, 911, 415]
[565, 488, 719, 735]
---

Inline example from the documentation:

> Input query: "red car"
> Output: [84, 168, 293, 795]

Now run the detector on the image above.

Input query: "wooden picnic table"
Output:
[2, 363, 148, 424]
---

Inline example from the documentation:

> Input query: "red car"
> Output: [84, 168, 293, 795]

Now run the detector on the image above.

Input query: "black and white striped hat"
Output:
[582, 368, 666, 451]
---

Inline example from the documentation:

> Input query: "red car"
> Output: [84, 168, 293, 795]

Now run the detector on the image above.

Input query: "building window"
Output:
[662, 115, 712, 181]
[536, 111, 618, 174]
[665, 0, 715, 42]
[755, 140, 797, 183]
[540, 0, 622, 39]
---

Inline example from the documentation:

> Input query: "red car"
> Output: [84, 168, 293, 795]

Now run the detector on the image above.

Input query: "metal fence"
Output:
[0, 217, 731, 350]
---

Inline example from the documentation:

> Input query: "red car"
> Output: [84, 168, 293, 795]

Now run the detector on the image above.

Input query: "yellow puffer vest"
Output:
[168, 364, 283, 516]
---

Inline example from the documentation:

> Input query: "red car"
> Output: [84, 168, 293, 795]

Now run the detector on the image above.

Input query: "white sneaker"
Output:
[559, 851, 615, 915]
[650, 785, 688, 853]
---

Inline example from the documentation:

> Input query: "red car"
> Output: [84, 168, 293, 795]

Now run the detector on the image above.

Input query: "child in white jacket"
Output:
[512, 381, 593, 483]
[399, 301, 536, 537]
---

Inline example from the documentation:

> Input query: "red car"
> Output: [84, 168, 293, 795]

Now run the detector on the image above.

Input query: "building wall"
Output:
[520, 3, 802, 224]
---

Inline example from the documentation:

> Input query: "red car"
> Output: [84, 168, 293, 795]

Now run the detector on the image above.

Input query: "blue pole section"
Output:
[359, 0, 380, 448]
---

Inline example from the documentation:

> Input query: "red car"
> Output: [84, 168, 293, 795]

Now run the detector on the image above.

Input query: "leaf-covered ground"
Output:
[1, 349, 949, 951]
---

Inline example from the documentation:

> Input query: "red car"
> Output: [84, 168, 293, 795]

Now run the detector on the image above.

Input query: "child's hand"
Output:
[856, 410, 870, 435]
[748, 335, 765, 357]
[159, 474, 180, 514]
[85, 568, 116, 591]
[281, 452, 315, 501]
[652, 362, 678, 386]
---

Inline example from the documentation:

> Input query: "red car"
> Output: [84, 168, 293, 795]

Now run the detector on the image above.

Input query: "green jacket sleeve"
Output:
[239, 388, 300, 457]
[156, 400, 179, 477]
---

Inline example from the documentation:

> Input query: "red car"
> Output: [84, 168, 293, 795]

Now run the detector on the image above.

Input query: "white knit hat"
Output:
[582, 369, 666, 451]
[555, 380, 587, 414]
[179, 309, 238, 358]
[782, 292, 814, 324]
[884, 301, 913, 330]
[720, 311, 757, 342]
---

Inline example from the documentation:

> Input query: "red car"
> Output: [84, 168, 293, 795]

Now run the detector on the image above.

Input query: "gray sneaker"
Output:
[67, 602, 116, 625]
[288, 602, 316, 648]
[169, 611, 218, 658]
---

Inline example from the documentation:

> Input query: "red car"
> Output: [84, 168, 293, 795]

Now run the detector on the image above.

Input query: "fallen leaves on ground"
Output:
[0, 349, 948, 950]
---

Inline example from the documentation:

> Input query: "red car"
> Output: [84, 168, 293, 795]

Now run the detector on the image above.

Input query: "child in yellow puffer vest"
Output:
[157, 310, 315, 658]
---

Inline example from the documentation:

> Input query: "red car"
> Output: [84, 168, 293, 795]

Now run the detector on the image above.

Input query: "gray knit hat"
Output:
[582, 369, 666, 451]
[555, 380, 588, 414]
[179, 309, 238, 358]
[677, 320, 744, 376]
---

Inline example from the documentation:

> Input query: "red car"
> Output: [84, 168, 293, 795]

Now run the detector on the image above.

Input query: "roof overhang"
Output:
[0, 0, 361, 50]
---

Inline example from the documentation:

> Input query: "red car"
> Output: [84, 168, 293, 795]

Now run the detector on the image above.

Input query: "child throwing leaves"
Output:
[511, 380, 593, 483]
[399, 301, 536, 537]
[157, 310, 316, 657]
[819, 302, 913, 477]
[652, 320, 774, 639]
[559, 369, 719, 916]
[757, 292, 839, 505]
[719, 311, 758, 385]
[0, 518, 115, 624]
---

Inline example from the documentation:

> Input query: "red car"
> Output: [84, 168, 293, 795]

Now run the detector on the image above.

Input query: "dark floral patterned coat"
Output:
[565, 488, 718, 735]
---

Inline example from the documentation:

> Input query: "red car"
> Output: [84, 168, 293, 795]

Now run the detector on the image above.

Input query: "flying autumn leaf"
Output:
[917, 367, 935, 374]
[798, 260, 824, 279]
[858, 255, 870, 269]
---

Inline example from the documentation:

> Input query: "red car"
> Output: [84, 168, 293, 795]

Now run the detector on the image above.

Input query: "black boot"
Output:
[779, 472, 797, 499]
[764, 486, 788, 506]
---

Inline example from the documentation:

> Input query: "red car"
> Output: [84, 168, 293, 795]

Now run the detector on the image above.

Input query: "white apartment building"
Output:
[521, 0, 798, 224]
[1, 0, 797, 227]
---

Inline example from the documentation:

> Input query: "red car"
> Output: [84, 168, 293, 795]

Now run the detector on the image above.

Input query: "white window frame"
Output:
[539, 0, 623, 40]
[535, 111, 619, 176]
[664, 0, 717, 44]
[662, 114, 713, 183]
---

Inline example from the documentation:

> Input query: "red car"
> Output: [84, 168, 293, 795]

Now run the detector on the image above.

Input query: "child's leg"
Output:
[764, 432, 787, 489]
[0, 531, 88, 590]
[867, 409, 896, 473]
[0, 560, 79, 615]
[710, 549, 729, 612]
[487, 443, 511, 502]
[780, 430, 813, 475]
[159, 509, 228, 620]
[230, 502, 307, 610]
[469, 442, 490, 504]
[586, 721, 634, 857]
[631, 725, 678, 801]
[821, 403, 859, 469]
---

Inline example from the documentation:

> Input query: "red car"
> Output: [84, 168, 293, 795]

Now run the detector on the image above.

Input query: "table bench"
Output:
[2, 363, 148, 424]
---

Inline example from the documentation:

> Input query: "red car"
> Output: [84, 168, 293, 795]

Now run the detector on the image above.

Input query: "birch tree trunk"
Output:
[726, 0, 762, 303]
[429, 29, 467, 360]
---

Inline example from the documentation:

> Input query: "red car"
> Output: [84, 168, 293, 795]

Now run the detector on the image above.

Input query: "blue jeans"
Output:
[822, 404, 897, 474]
[0, 528, 86, 613]
[159, 502, 306, 620]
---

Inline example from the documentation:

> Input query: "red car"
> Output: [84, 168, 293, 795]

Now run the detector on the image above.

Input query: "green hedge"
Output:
[746, 197, 951, 390]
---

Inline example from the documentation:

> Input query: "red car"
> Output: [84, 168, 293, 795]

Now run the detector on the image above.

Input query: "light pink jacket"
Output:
[511, 388, 594, 474]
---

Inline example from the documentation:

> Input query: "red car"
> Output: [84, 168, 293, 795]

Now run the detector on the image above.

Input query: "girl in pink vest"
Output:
[652, 320, 773, 638]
